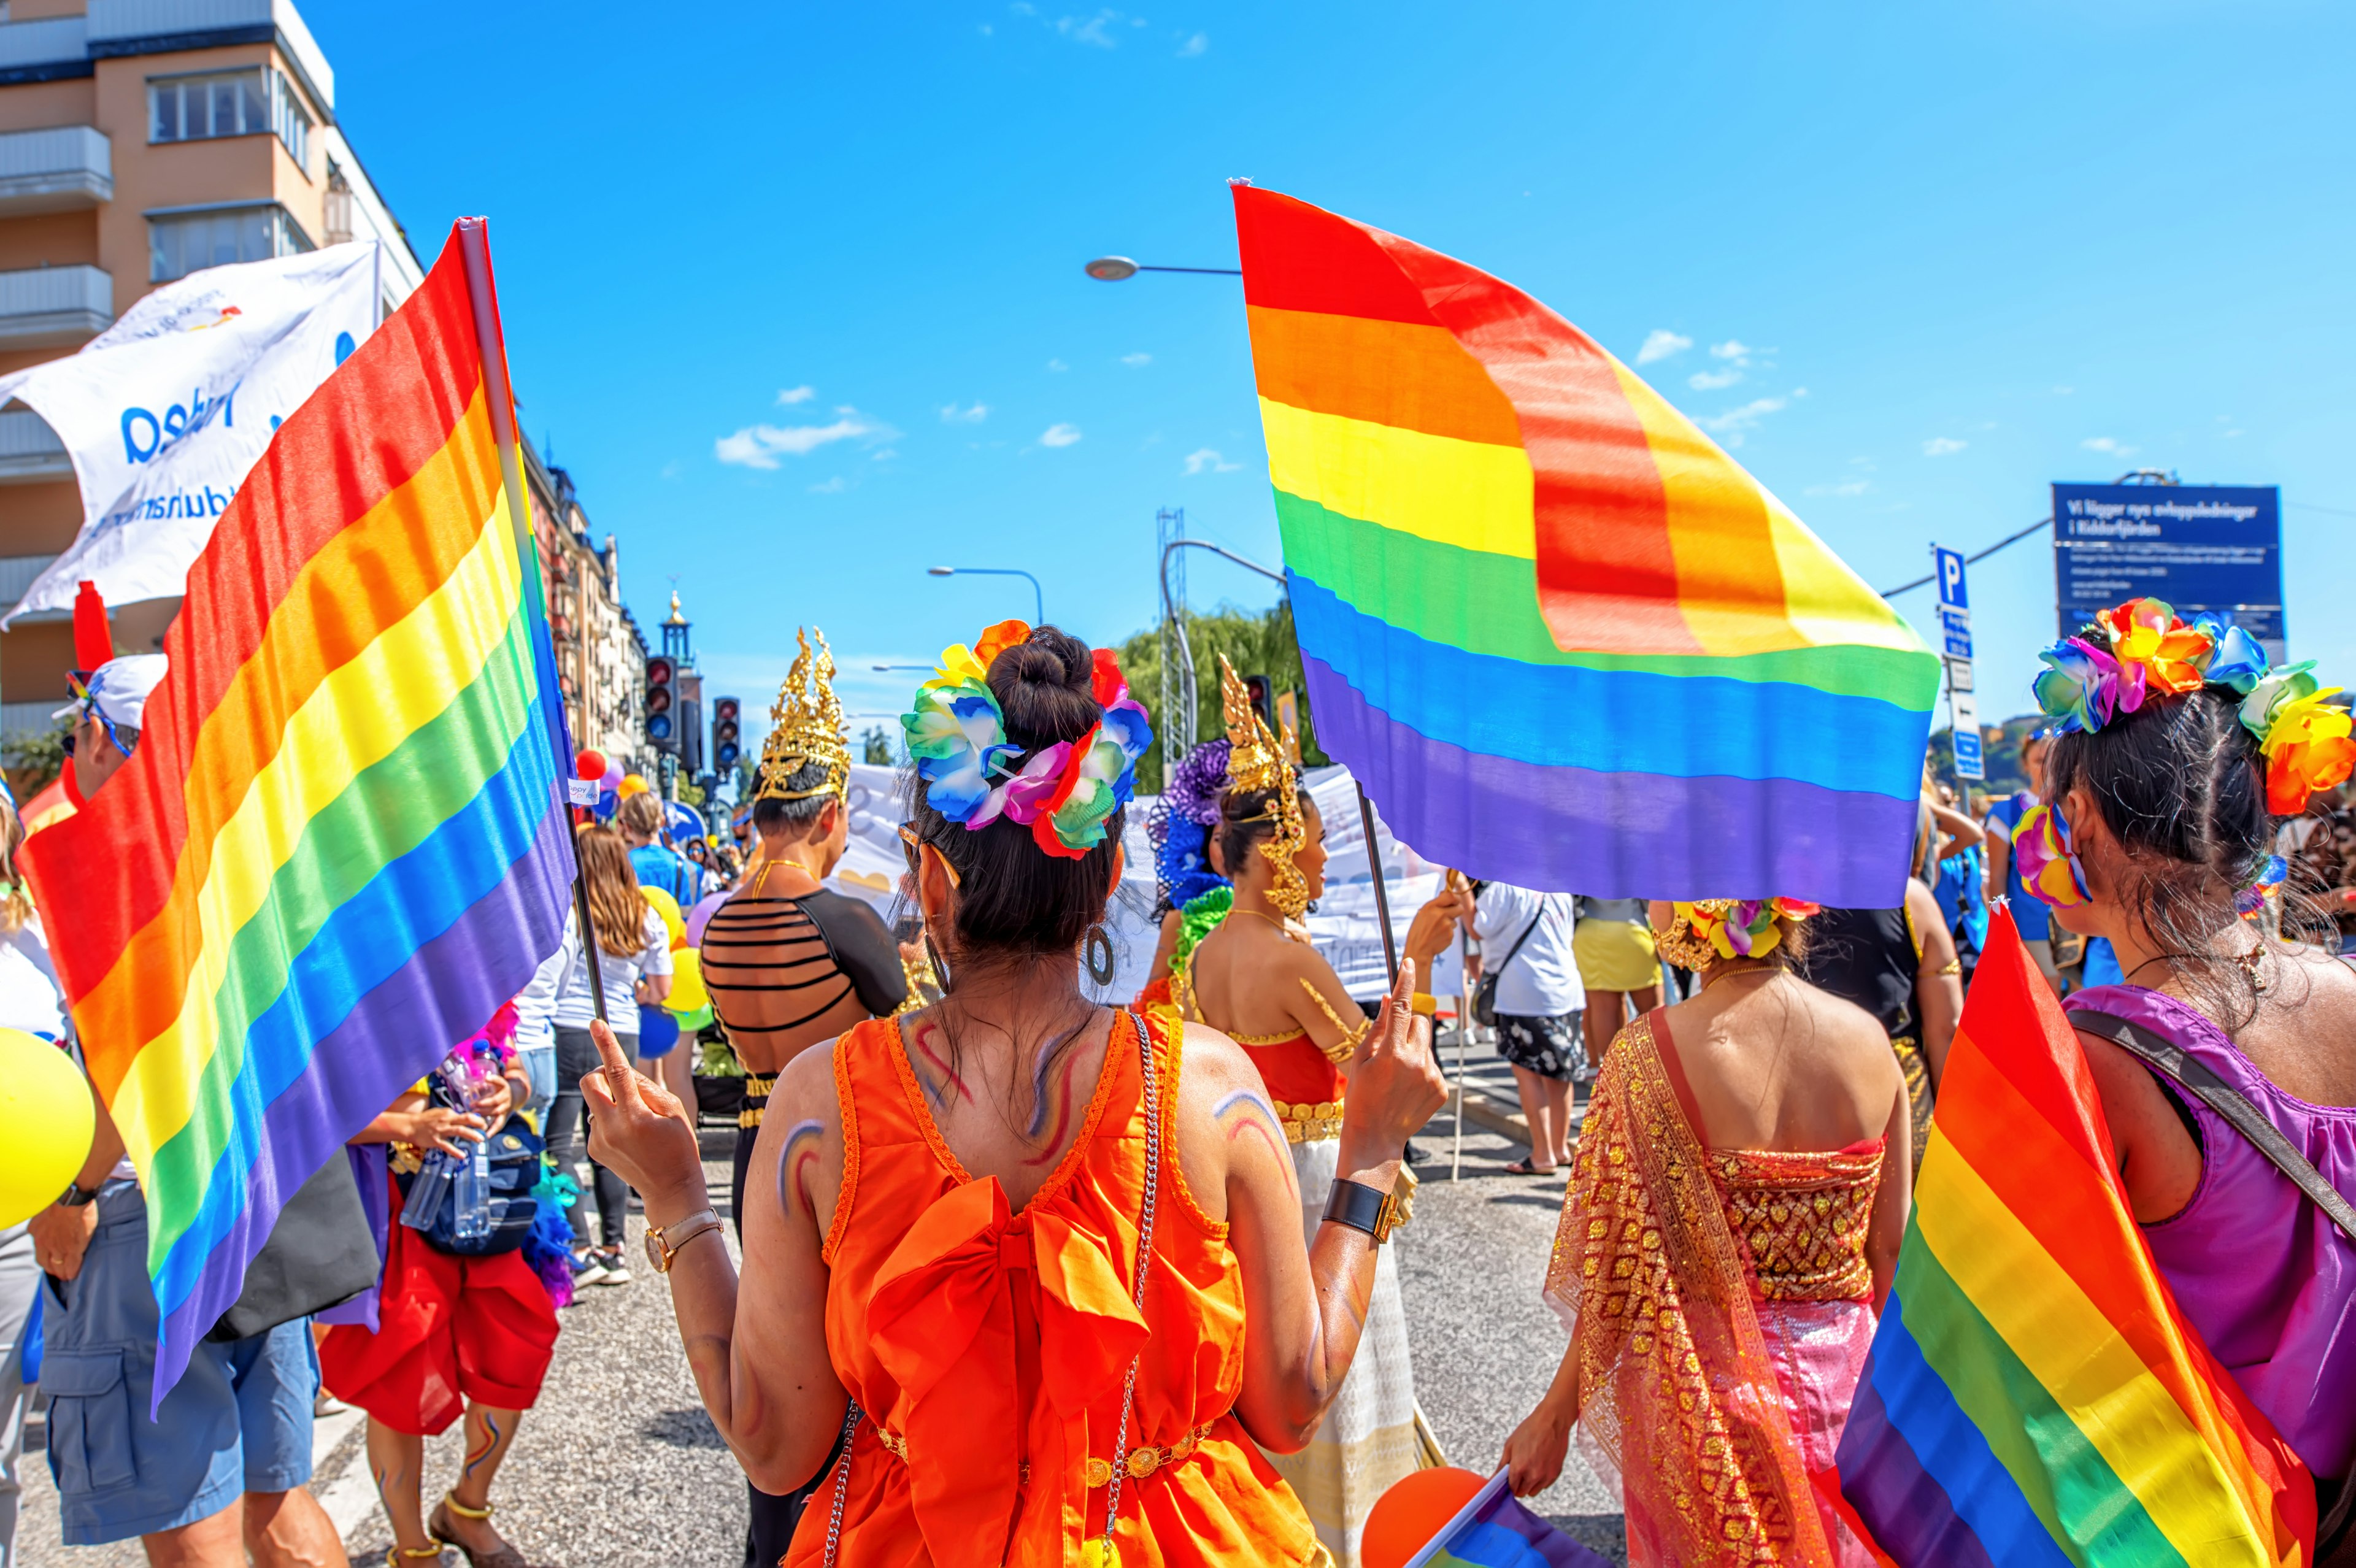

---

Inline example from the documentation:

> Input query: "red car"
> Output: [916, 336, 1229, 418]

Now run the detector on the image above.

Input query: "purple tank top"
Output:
[2073, 983, 2356, 1477]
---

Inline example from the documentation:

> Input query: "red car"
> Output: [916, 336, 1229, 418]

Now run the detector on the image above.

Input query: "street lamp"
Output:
[871, 664, 931, 672]
[1084, 256, 1244, 280]
[928, 566, 1044, 626]
[1157, 540, 1285, 756]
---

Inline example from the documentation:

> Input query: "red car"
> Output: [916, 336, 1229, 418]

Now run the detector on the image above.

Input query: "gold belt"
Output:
[874, 1421, 1214, 1488]
[738, 1074, 778, 1129]
[1274, 1098, 1345, 1143]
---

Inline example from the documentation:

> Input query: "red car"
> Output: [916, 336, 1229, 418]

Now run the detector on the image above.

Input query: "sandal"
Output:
[387, 1547, 445, 1568]
[1501, 1158, 1559, 1177]
[427, 1494, 540, 1568]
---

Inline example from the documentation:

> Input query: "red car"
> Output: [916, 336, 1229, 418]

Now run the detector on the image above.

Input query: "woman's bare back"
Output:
[1655, 970, 1903, 1153]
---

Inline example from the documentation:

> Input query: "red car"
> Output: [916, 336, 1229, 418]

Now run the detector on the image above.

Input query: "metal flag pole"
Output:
[1357, 784, 1398, 983]
[1451, 923, 1468, 1182]
[455, 215, 606, 1029]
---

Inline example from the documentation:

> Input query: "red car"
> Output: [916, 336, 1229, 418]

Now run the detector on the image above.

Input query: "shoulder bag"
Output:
[1472, 902, 1549, 1029]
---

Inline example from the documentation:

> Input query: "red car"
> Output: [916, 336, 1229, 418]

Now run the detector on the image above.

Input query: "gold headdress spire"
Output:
[758, 627, 850, 804]
[1218, 654, 1309, 918]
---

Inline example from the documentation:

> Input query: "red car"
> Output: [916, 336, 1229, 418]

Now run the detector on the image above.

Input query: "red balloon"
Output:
[1362, 1467, 1488, 1568]
[576, 748, 607, 782]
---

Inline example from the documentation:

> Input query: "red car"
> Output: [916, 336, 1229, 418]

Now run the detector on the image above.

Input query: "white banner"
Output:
[0, 242, 379, 626]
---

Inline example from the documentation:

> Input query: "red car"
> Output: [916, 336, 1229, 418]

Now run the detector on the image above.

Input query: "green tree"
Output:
[861, 724, 895, 766]
[1117, 599, 1327, 796]
[2, 723, 68, 797]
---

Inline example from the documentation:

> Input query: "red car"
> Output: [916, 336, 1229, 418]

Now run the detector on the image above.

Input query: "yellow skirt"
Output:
[1573, 917, 1659, 993]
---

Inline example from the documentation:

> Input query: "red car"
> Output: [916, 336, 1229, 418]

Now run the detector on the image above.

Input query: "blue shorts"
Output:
[40, 1183, 318, 1545]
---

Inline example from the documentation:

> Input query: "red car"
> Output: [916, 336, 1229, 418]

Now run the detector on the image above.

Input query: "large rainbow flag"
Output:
[1836, 908, 2315, 1566]
[1233, 186, 1938, 902]
[22, 219, 576, 1407]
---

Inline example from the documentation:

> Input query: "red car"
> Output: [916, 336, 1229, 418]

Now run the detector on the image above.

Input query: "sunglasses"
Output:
[61, 709, 136, 759]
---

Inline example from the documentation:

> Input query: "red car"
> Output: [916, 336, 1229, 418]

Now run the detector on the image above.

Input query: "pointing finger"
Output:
[590, 1015, 633, 1076]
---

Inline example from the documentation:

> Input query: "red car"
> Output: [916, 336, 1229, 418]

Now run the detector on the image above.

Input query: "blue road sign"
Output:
[2053, 483, 2284, 659]
[1954, 723, 1984, 780]
[1934, 546, 1969, 612]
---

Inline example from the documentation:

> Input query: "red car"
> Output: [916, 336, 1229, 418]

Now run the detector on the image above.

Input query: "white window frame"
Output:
[147, 66, 313, 169]
[148, 202, 316, 284]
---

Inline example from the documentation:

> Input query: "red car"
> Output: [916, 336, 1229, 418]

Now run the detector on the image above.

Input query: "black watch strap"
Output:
[58, 1180, 101, 1207]
[1323, 1177, 1389, 1242]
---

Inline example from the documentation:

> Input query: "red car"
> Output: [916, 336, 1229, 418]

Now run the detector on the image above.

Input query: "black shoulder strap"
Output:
[1493, 901, 1546, 978]
[2068, 1006, 2356, 1247]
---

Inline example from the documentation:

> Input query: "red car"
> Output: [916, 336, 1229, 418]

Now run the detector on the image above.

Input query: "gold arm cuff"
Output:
[1272, 1098, 1346, 1144]
[1296, 978, 1371, 1063]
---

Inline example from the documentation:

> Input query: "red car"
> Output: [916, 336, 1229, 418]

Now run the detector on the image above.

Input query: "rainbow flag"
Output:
[22, 220, 576, 1408]
[1836, 909, 2315, 1566]
[1400, 1470, 1613, 1568]
[1233, 187, 1938, 902]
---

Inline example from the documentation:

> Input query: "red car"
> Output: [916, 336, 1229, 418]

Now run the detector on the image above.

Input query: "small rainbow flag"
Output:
[1836, 907, 2315, 1566]
[23, 220, 576, 1408]
[1233, 186, 1938, 902]
[1399, 1470, 1613, 1568]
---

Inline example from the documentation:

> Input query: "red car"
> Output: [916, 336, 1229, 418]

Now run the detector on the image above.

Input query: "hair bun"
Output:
[989, 625, 1099, 747]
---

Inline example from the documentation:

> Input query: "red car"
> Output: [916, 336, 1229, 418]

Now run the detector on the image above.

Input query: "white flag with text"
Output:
[0, 242, 378, 626]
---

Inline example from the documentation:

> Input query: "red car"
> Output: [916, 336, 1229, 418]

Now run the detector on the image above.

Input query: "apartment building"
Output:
[0, 0, 424, 724]
[523, 437, 649, 771]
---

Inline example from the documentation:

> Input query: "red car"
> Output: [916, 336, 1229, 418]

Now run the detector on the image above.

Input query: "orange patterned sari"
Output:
[1543, 1011, 1883, 1568]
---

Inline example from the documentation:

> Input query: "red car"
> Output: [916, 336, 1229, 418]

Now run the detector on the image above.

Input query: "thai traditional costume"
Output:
[1172, 950, 1441, 1568]
[1544, 1010, 1886, 1567]
[786, 1010, 1325, 1567]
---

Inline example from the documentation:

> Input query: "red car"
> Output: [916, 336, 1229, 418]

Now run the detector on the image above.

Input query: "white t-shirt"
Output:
[511, 943, 568, 1051]
[0, 911, 66, 1040]
[1473, 885, 1582, 1018]
[552, 905, 674, 1032]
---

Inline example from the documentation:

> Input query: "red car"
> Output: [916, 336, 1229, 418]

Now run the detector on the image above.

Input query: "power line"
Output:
[1879, 515, 2054, 598]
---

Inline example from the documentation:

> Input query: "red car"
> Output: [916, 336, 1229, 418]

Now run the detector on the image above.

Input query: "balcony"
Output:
[0, 410, 71, 485]
[0, 16, 90, 84]
[0, 264, 111, 348]
[0, 126, 111, 215]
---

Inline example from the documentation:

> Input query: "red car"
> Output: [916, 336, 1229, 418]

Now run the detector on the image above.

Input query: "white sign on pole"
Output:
[0, 242, 379, 626]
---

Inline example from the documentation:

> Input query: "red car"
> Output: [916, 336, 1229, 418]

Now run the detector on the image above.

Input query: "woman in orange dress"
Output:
[584, 622, 1447, 1568]
[1500, 899, 1914, 1568]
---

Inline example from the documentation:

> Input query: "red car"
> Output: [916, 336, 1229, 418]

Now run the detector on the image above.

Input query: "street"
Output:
[20, 1053, 1625, 1567]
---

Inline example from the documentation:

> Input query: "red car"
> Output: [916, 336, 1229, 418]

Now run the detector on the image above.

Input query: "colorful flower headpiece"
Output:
[1149, 738, 1234, 911]
[2033, 597, 2356, 815]
[1671, 897, 1822, 962]
[901, 620, 1154, 860]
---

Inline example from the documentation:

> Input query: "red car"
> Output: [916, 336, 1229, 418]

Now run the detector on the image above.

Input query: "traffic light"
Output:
[1242, 672, 1274, 731]
[645, 655, 679, 753]
[712, 696, 741, 769]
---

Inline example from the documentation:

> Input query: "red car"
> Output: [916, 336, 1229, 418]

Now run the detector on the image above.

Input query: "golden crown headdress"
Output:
[1218, 654, 1310, 919]
[758, 627, 850, 804]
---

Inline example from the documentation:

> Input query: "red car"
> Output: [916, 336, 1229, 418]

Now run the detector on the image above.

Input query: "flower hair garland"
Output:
[1670, 898, 1821, 962]
[900, 621, 1153, 858]
[2033, 597, 2355, 816]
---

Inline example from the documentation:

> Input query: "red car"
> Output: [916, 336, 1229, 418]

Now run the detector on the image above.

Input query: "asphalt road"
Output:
[21, 1050, 1624, 1567]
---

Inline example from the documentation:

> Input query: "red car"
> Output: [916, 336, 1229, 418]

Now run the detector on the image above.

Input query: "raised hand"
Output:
[580, 1016, 707, 1223]
[404, 1106, 488, 1157]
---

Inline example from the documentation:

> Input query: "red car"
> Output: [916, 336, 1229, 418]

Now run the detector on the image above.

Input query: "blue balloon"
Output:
[636, 1005, 682, 1058]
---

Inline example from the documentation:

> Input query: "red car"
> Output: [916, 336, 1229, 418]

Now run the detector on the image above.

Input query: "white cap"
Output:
[55, 653, 167, 732]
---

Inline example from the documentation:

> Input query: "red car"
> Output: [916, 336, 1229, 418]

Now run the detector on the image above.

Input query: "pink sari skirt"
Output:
[1753, 1297, 1878, 1568]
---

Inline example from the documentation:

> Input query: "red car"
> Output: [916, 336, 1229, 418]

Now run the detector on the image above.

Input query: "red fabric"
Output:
[318, 1177, 558, 1436]
[1236, 1034, 1344, 1107]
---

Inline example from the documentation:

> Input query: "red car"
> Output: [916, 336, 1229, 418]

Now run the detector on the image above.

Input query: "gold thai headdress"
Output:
[1218, 653, 1309, 918]
[757, 627, 850, 804]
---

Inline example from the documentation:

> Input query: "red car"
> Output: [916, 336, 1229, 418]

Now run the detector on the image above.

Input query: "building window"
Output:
[149, 205, 315, 283]
[323, 159, 353, 246]
[149, 68, 312, 167]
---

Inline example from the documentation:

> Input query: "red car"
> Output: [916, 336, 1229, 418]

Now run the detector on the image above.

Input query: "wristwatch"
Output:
[58, 1180, 101, 1208]
[1323, 1177, 1404, 1245]
[644, 1209, 723, 1274]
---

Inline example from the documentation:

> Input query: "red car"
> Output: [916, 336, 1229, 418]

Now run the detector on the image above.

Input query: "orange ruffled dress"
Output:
[787, 1011, 1323, 1568]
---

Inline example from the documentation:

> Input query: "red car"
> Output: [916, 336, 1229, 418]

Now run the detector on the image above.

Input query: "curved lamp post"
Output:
[1084, 256, 1242, 280]
[927, 566, 1044, 626]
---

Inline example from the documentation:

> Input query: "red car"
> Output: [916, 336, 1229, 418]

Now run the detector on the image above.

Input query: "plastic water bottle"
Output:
[401, 1151, 453, 1231]
[452, 1134, 492, 1241]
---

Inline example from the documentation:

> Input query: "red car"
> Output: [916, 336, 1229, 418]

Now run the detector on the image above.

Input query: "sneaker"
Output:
[569, 1248, 610, 1288]
[591, 1247, 632, 1286]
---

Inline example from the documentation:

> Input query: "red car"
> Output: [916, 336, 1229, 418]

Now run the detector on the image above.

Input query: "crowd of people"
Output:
[2, 596, 2352, 1568]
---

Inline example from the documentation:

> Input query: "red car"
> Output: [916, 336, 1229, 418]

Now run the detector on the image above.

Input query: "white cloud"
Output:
[776, 385, 815, 405]
[1058, 9, 1122, 46]
[1039, 423, 1084, 448]
[1696, 396, 1788, 446]
[1923, 436, 1968, 456]
[1806, 478, 1873, 497]
[1183, 447, 1241, 474]
[1046, 358, 1069, 372]
[871, 449, 897, 461]
[2223, 428, 2244, 439]
[1120, 352, 1152, 366]
[807, 476, 848, 494]
[1711, 339, 1758, 360]
[1176, 31, 1207, 55]
[1688, 367, 1743, 391]
[1635, 329, 1692, 364]
[2082, 436, 2136, 456]
[940, 401, 988, 423]
[714, 413, 891, 469]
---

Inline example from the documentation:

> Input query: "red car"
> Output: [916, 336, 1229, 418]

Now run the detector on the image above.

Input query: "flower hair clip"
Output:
[899, 622, 1153, 858]
[2031, 596, 2355, 815]
[1671, 897, 1820, 962]
[2236, 855, 2288, 922]
[2009, 802, 2092, 909]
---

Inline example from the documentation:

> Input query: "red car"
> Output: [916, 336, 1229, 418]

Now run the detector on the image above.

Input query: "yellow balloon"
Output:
[640, 885, 685, 949]
[0, 1028, 96, 1229]
[617, 774, 651, 799]
[666, 947, 709, 1015]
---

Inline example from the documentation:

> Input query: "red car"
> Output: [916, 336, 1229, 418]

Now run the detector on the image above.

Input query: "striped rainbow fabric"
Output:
[22, 220, 576, 1407]
[1233, 186, 1939, 902]
[1400, 1470, 1613, 1568]
[1836, 907, 2315, 1566]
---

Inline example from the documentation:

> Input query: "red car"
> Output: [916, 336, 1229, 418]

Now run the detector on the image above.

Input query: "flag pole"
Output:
[453, 216, 608, 1028]
[1357, 783, 1398, 984]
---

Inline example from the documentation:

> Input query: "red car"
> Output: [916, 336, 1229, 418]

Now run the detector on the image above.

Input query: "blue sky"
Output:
[307, 0, 2354, 754]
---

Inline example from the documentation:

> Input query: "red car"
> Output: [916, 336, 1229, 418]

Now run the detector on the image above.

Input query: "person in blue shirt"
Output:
[1981, 732, 2065, 991]
[618, 790, 699, 905]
